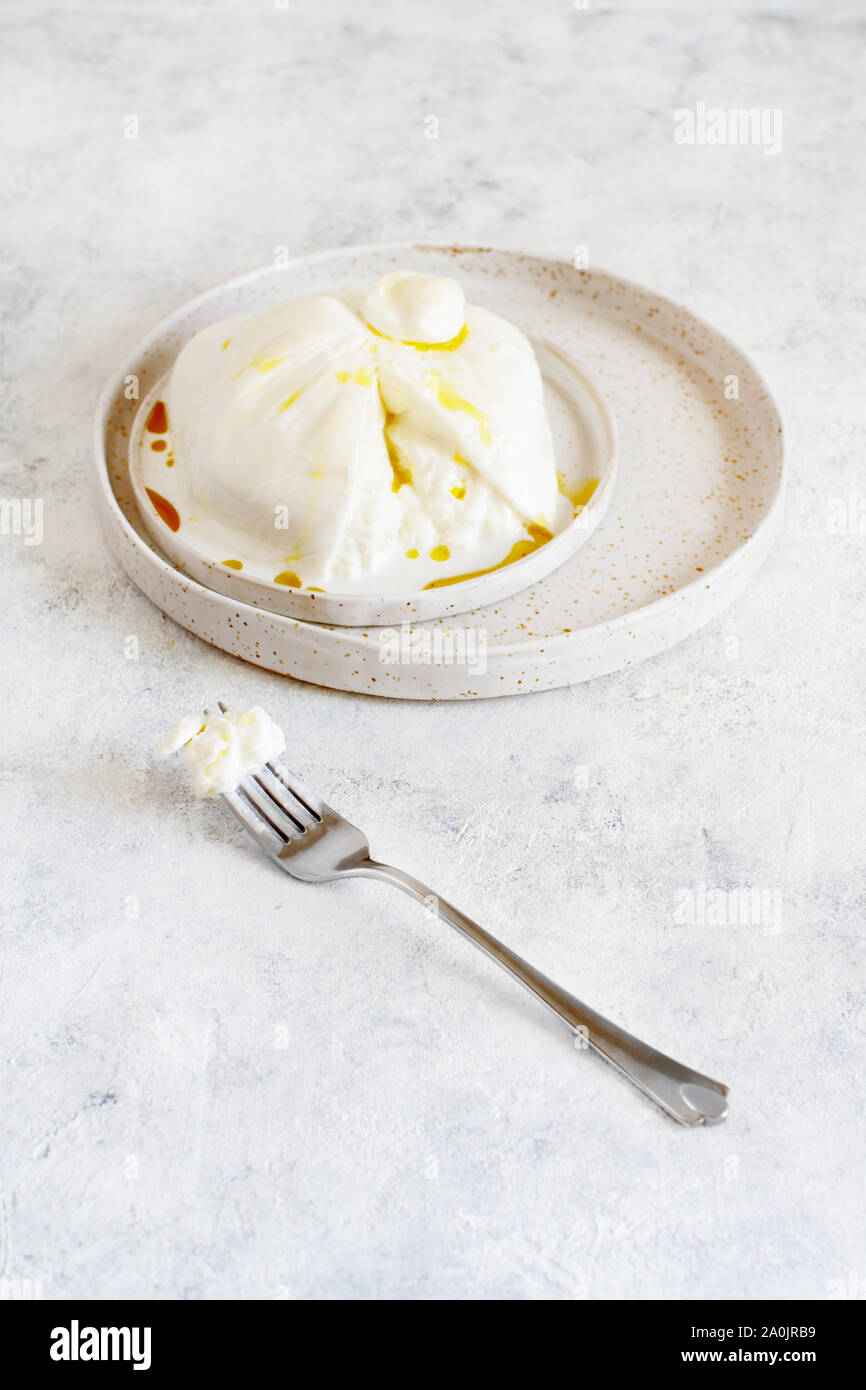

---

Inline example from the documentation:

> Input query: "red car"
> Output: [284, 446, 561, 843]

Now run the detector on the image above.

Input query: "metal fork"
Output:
[215, 704, 729, 1126]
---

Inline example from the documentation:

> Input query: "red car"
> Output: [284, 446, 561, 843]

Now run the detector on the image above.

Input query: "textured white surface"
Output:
[2, 0, 865, 1301]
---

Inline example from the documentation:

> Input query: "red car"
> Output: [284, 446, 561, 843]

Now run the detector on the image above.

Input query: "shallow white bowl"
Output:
[129, 334, 618, 626]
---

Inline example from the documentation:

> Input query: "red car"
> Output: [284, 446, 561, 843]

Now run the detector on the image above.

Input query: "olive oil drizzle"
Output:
[423, 522, 553, 590]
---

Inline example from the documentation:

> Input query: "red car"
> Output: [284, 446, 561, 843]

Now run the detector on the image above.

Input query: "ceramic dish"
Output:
[94, 244, 784, 699]
[129, 339, 618, 625]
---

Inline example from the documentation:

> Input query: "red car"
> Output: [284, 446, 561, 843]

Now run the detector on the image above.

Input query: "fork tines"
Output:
[214, 701, 323, 847]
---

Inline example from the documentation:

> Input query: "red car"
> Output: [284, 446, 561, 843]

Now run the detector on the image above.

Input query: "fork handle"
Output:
[357, 860, 728, 1126]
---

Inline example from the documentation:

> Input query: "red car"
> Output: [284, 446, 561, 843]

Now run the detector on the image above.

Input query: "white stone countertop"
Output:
[2, 0, 865, 1300]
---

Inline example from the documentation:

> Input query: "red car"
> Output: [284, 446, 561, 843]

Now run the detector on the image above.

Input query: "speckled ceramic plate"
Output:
[94, 244, 784, 699]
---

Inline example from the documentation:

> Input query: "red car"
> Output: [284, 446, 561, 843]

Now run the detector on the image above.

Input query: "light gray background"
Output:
[2, 0, 864, 1300]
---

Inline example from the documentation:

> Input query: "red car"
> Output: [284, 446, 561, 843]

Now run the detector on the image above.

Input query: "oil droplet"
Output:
[450, 486, 466, 500]
[252, 355, 285, 373]
[427, 374, 490, 443]
[150, 439, 167, 452]
[379, 383, 413, 491]
[145, 401, 168, 434]
[405, 548, 419, 559]
[571, 477, 599, 511]
[335, 370, 350, 383]
[353, 366, 373, 386]
[404, 324, 468, 352]
[222, 338, 231, 350]
[273, 570, 302, 587]
[423, 527, 553, 590]
[390, 454, 413, 492]
[145, 488, 180, 532]
[278, 389, 302, 412]
[430, 545, 450, 562]
[307, 586, 326, 592]
[453, 452, 471, 467]
[368, 323, 468, 352]
[558, 474, 599, 510]
[222, 559, 243, 570]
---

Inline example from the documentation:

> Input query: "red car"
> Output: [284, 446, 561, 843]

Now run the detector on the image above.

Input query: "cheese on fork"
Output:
[155, 707, 285, 797]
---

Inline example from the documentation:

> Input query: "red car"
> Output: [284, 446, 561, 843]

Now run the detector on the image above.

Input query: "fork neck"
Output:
[350, 858, 436, 901]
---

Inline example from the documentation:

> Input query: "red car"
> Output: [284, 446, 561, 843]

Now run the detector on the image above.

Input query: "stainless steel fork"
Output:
[216, 705, 729, 1126]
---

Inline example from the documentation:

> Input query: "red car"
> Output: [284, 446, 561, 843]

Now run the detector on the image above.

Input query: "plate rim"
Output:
[94, 241, 785, 666]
